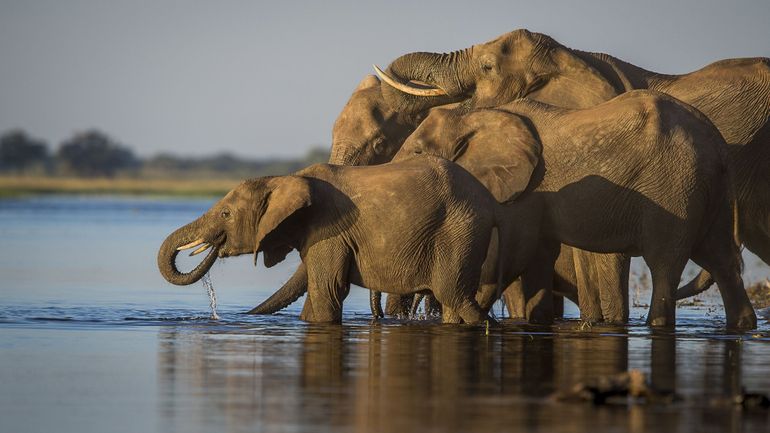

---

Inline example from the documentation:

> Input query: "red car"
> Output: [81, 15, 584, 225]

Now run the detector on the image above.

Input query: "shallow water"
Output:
[1, 196, 769, 433]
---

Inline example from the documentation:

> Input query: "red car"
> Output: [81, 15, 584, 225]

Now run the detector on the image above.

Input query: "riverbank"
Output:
[0, 176, 240, 198]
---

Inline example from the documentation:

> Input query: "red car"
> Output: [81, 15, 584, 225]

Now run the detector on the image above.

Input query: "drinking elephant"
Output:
[375, 28, 770, 319]
[392, 90, 757, 329]
[158, 156, 501, 324]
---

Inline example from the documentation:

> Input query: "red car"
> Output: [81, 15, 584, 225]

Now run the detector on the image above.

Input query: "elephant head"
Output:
[376, 29, 619, 113]
[394, 107, 541, 203]
[158, 176, 311, 285]
[329, 75, 465, 166]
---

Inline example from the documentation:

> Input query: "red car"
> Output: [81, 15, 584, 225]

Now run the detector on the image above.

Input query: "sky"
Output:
[1, 0, 769, 159]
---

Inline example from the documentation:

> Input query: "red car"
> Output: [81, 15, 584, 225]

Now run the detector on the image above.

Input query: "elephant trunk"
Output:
[157, 221, 220, 286]
[329, 140, 367, 166]
[381, 48, 474, 114]
[676, 270, 714, 300]
[247, 262, 309, 314]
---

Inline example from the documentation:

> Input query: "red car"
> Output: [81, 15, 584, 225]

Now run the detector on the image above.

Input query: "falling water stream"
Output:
[201, 273, 219, 320]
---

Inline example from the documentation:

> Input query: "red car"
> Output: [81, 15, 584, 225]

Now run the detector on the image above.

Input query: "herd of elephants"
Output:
[158, 29, 770, 330]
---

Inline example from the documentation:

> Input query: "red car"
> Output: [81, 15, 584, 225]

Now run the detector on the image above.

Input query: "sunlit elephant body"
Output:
[377, 29, 770, 321]
[158, 156, 500, 324]
[393, 91, 756, 329]
[250, 76, 579, 320]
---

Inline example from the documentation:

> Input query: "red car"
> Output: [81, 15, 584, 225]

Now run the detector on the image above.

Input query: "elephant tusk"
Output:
[177, 238, 205, 251]
[373, 64, 448, 97]
[189, 243, 211, 256]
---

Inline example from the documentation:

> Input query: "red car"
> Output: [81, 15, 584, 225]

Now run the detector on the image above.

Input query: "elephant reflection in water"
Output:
[154, 325, 762, 433]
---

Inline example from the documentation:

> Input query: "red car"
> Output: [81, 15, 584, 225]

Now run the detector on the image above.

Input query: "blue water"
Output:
[1, 196, 769, 433]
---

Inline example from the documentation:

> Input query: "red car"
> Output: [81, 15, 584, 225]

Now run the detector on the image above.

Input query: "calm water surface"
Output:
[1, 196, 769, 433]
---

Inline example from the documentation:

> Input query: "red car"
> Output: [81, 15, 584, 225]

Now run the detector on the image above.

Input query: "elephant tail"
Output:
[247, 262, 308, 314]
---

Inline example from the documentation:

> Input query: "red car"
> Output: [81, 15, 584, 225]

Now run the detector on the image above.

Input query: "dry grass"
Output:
[0, 175, 241, 197]
[747, 279, 770, 309]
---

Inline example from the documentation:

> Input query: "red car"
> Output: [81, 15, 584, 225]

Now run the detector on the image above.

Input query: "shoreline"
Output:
[0, 176, 241, 198]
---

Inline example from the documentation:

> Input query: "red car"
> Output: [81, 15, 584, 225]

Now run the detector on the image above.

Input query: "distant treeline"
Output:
[0, 129, 329, 179]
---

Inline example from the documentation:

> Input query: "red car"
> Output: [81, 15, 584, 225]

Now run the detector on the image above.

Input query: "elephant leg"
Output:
[645, 255, 687, 328]
[552, 295, 564, 319]
[385, 293, 413, 318]
[597, 254, 630, 323]
[691, 243, 757, 330]
[571, 248, 604, 323]
[522, 245, 560, 325]
[370, 291, 384, 319]
[425, 295, 442, 317]
[300, 244, 352, 323]
[409, 293, 425, 318]
[502, 280, 527, 319]
[441, 307, 462, 324]
[475, 282, 500, 313]
[300, 295, 314, 321]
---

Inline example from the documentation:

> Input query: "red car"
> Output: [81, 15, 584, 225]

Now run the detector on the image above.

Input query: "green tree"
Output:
[57, 130, 138, 177]
[0, 130, 49, 173]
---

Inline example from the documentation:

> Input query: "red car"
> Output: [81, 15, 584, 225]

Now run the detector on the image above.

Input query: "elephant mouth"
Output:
[176, 232, 226, 257]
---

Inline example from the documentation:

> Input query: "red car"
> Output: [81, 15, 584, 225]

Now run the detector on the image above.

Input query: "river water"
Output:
[1, 196, 769, 433]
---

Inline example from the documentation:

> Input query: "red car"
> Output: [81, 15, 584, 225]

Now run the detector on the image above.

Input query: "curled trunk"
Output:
[676, 270, 714, 299]
[381, 49, 473, 114]
[157, 222, 219, 286]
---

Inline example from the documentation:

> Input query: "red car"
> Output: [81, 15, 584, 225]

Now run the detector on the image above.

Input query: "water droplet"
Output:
[201, 273, 219, 320]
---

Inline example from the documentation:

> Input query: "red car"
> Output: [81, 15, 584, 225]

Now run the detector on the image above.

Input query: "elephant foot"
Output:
[726, 308, 757, 330]
[646, 316, 674, 328]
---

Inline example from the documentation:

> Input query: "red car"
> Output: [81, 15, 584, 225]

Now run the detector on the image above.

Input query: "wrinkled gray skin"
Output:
[379, 29, 770, 321]
[247, 76, 437, 318]
[393, 91, 757, 329]
[248, 77, 575, 319]
[159, 157, 499, 324]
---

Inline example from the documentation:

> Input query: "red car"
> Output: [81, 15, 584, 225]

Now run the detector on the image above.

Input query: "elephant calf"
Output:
[158, 156, 501, 324]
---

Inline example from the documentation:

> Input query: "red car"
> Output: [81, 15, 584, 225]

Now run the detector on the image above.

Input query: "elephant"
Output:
[391, 90, 757, 329]
[158, 156, 501, 324]
[248, 75, 579, 320]
[375, 28, 770, 320]
[247, 75, 439, 319]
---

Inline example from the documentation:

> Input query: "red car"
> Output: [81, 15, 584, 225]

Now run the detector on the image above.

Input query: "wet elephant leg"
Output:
[573, 249, 629, 323]
[475, 283, 500, 312]
[598, 254, 630, 323]
[385, 293, 413, 318]
[301, 243, 352, 323]
[424, 295, 442, 317]
[552, 295, 564, 319]
[502, 280, 527, 319]
[571, 248, 603, 322]
[370, 291, 384, 319]
[522, 244, 560, 325]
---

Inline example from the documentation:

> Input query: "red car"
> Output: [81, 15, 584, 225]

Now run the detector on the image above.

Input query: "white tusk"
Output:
[373, 64, 448, 97]
[177, 238, 205, 251]
[189, 243, 211, 256]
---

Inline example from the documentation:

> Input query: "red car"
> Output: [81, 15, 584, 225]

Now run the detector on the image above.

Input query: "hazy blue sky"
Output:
[1, 0, 768, 158]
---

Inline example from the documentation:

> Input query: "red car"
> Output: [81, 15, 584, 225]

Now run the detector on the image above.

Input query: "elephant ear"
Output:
[454, 109, 541, 203]
[529, 47, 619, 108]
[254, 176, 312, 268]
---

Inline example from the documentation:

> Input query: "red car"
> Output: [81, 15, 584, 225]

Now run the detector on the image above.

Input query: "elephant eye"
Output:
[220, 209, 231, 219]
[414, 148, 423, 155]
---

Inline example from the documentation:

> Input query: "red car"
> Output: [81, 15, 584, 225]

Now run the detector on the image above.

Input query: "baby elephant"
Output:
[158, 156, 499, 324]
